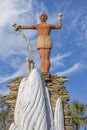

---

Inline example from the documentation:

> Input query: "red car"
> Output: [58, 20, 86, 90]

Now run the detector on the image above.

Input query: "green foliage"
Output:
[70, 101, 87, 130]
[0, 94, 10, 130]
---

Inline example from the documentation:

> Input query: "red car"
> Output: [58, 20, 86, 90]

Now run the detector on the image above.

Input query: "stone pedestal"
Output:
[42, 73, 73, 130]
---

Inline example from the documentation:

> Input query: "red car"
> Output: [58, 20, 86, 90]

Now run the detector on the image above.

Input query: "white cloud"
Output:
[0, 89, 9, 95]
[0, 63, 25, 83]
[56, 63, 81, 76]
[51, 52, 72, 66]
[0, 0, 29, 27]
[0, 0, 48, 27]
[77, 18, 87, 48]
[0, 86, 9, 95]
[0, 33, 26, 59]
[8, 57, 23, 69]
[0, 0, 48, 60]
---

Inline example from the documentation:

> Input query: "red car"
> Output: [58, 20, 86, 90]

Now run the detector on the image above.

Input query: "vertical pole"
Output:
[26, 58, 35, 77]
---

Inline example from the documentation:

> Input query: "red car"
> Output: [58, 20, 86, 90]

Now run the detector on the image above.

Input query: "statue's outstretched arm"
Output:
[13, 24, 36, 31]
[51, 13, 62, 29]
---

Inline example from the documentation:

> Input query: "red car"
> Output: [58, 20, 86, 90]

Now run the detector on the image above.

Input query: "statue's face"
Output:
[40, 14, 47, 22]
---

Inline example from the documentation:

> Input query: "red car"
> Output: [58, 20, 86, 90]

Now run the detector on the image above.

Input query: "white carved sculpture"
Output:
[9, 69, 64, 130]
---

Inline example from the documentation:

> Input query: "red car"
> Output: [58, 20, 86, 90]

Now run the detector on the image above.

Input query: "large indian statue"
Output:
[14, 12, 62, 73]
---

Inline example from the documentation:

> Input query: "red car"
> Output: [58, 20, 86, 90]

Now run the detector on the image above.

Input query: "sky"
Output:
[0, 0, 87, 129]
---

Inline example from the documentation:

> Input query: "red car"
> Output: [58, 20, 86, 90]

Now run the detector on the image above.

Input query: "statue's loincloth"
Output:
[36, 36, 52, 49]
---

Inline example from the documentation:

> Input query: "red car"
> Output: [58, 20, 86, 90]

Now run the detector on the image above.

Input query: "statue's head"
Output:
[39, 12, 48, 21]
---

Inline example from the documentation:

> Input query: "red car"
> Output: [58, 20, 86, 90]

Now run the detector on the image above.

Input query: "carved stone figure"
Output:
[14, 12, 62, 73]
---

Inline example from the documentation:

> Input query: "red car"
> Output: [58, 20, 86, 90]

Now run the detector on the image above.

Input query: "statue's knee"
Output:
[41, 56, 45, 60]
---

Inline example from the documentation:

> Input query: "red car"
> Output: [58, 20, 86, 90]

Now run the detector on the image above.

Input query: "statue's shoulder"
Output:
[47, 23, 52, 26]
[46, 23, 53, 28]
[35, 24, 41, 28]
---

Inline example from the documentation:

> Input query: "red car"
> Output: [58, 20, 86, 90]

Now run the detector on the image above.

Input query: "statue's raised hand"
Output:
[58, 13, 62, 20]
[58, 13, 62, 17]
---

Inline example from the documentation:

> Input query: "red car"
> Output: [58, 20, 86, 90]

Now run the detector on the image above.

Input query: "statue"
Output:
[14, 12, 62, 73]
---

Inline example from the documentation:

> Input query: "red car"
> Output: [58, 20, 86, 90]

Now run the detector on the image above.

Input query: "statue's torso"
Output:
[35, 23, 52, 36]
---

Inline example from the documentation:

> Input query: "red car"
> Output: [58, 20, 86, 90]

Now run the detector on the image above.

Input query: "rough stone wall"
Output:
[42, 73, 72, 130]
[6, 74, 72, 130]
[6, 77, 23, 129]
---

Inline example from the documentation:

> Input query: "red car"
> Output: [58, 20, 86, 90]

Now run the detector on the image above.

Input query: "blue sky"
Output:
[0, 0, 87, 128]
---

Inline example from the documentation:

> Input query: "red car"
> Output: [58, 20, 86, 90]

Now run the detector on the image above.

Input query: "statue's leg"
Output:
[38, 49, 45, 73]
[44, 49, 50, 73]
[38, 49, 50, 73]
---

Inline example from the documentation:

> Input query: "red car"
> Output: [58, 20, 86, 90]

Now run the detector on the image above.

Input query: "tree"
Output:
[70, 101, 87, 130]
[81, 116, 87, 130]
[0, 94, 10, 130]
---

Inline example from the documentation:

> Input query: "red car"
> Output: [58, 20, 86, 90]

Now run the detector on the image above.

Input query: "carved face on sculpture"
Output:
[39, 12, 48, 22]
